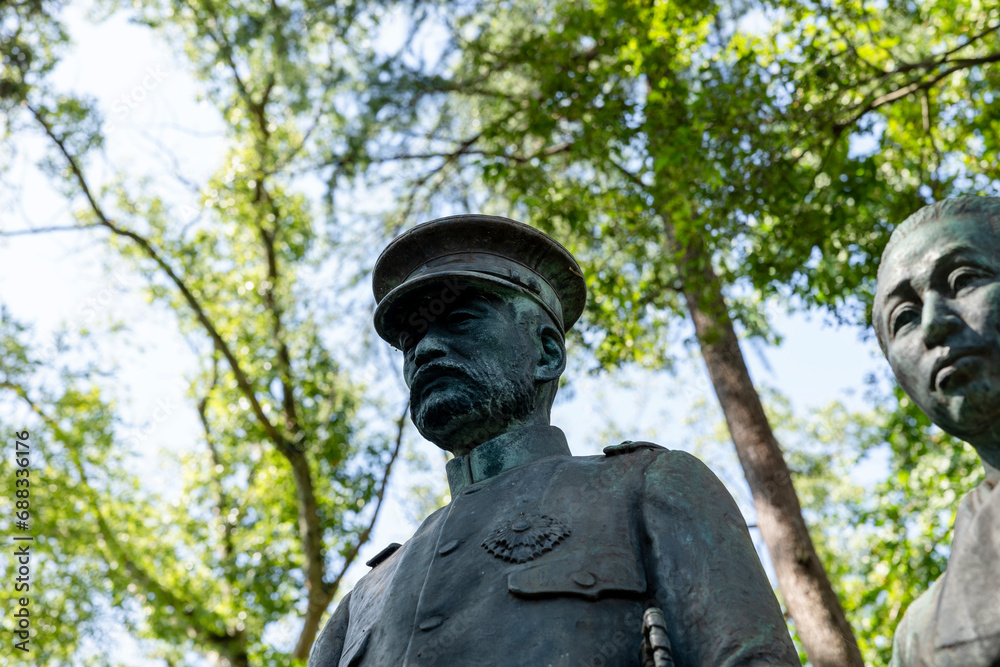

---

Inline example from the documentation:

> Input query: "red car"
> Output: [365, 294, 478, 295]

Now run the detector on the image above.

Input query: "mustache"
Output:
[411, 362, 476, 395]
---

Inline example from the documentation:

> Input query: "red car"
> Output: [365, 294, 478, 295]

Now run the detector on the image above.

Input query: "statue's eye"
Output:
[950, 267, 989, 294]
[890, 305, 919, 337]
[446, 311, 476, 328]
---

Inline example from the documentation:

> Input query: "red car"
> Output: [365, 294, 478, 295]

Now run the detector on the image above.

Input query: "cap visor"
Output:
[374, 271, 544, 347]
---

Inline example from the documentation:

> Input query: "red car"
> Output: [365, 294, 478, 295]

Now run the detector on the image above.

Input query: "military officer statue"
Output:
[309, 215, 800, 667]
[875, 197, 1000, 667]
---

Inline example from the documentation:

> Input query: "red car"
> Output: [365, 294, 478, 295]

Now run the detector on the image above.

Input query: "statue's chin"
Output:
[413, 391, 482, 451]
[934, 380, 1000, 441]
[412, 383, 537, 454]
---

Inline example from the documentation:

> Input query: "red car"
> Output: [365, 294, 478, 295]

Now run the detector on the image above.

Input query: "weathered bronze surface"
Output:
[310, 215, 800, 666]
[874, 197, 1000, 667]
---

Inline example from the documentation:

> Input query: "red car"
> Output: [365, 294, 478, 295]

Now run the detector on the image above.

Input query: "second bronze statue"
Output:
[875, 196, 1000, 667]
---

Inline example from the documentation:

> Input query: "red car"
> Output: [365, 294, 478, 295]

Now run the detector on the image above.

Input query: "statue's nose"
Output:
[921, 292, 963, 348]
[413, 327, 449, 368]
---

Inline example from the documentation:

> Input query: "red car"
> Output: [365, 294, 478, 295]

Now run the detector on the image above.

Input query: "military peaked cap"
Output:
[372, 214, 587, 346]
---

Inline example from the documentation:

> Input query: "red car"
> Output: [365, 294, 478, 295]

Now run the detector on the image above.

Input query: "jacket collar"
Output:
[445, 424, 571, 495]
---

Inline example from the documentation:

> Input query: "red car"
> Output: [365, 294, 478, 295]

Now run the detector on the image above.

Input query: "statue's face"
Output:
[400, 289, 539, 453]
[875, 215, 1000, 440]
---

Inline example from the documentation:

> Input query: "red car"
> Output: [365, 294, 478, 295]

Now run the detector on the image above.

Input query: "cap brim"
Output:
[372, 215, 586, 345]
[373, 271, 560, 348]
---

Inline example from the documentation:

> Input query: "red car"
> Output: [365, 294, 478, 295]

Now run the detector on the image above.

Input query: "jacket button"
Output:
[571, 571, 596, 587]
[438, 540, 460, 556]
[419, 615, 445, 631]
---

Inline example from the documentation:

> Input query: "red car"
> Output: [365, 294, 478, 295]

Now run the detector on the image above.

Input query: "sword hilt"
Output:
[640, 606, 675, 667]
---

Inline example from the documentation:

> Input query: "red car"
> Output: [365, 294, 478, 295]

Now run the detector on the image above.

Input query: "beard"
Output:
[410, 363, 537, 453]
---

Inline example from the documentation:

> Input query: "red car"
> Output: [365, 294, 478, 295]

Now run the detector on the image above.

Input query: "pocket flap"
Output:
[338, 630, 369, 667]
[507, 548, 646, 600]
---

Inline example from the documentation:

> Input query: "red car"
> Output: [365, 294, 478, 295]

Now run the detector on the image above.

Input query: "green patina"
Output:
[875, 197, 1000, 666]
[309, 214, 800, 667]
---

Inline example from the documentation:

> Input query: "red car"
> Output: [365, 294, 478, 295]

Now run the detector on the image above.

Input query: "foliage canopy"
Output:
[2, 0, 1000, 665]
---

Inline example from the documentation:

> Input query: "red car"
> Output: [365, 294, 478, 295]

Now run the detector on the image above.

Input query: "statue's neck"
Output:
[444, 424, 570, 495]
[963, 423, 1000, 487]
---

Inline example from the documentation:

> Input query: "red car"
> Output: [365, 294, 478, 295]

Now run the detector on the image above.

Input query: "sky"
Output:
[0, 2, 892, 663]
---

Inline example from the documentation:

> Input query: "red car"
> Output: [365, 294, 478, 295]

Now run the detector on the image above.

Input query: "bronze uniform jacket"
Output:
[890, 480, 1000, 667]
[309, 425, 799, 667]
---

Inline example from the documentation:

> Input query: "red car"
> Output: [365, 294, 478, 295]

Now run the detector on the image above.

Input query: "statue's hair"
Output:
[874, 195, 1000, 353]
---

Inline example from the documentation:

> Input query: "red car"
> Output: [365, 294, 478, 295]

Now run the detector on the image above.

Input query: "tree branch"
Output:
[884, 22, 1000, 77]
[322, 400, 408, 599]
[196, 0, 256, 115]
[247, 152, 334, 662]
[0, 223, 103, 236]
[197, 355, 239, 572]
[836, 51, 1000, 131]
[6, 382, 244, 652]
[294, 399, 410, 657]
[27, 103, 288, 451]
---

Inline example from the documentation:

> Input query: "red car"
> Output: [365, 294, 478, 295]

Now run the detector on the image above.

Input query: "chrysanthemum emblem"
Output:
[482, 514, 571, 563]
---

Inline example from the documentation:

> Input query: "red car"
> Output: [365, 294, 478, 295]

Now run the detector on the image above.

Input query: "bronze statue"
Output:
[874, 197, 1000, 666]
[309, 214, 800, 666]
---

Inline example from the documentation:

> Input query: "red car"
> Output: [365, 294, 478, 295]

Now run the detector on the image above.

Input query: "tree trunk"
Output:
[639, 46, 861, 664]
[289, 448, 334, 660]
[216, 649, 250, 667]
[677, 234, 863, 667]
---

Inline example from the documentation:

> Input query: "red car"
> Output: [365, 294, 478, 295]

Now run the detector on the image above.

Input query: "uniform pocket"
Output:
[338, 630, 369, 667]
[507, 548, 647, 601]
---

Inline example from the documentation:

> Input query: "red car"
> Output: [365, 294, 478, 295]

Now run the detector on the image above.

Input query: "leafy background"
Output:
[1, 0, 998, 665]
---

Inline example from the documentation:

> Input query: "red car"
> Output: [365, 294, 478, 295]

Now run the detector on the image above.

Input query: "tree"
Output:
[0, 0, 431, 663]
[6, 0, 999, 663]
[361, 0, 1000, 663]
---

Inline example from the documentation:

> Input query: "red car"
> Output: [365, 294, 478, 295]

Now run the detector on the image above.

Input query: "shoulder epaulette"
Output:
[366, 542, 402, 568]
[602, 440, 667, 457]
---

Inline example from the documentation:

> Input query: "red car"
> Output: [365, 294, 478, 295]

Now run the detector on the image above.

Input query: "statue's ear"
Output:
[534, 323, 566, 383]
